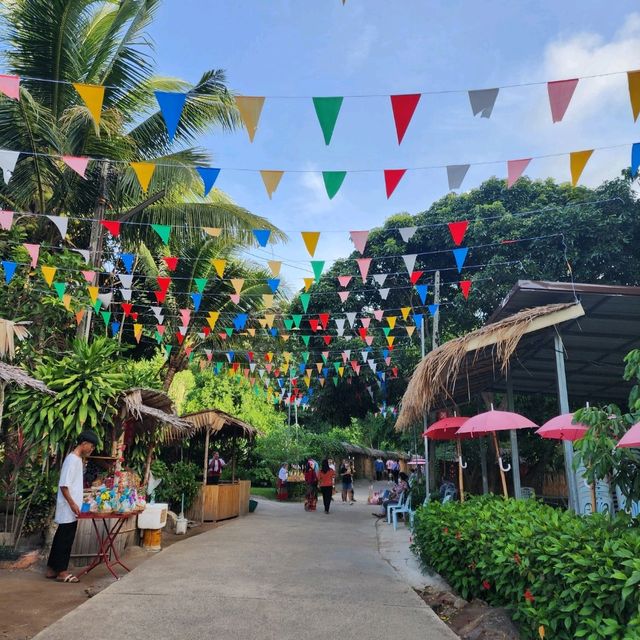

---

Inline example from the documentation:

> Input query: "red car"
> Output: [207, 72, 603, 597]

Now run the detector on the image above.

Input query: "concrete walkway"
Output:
[34, 489, 456, 640]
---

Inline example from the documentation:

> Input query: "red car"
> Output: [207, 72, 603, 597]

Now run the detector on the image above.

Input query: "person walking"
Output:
[317, 459, 335, 514]
[45, 430, 99, 583]
[385, 457, 394, 481]
[277, 462, 289, 501]
[339, 458, 355, 504]
[374, 457, 384, 481]
[304, 461, 318, 511]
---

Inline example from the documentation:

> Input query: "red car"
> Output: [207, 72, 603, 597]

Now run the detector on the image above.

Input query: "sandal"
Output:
[56, 573, 79, 583]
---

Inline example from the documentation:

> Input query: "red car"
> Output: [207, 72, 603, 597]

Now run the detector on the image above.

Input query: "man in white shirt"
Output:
[46, 431, 98, 583]
[207, 451, 226, 485]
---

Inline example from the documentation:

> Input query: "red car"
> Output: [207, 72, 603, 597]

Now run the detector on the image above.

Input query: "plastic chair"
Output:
[391, 494, 414, 531]
[520, 487, 536, 499]
[386, 491, 407, 525]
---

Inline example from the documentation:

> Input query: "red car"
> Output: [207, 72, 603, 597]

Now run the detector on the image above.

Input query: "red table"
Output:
[75, 512, 137, 580]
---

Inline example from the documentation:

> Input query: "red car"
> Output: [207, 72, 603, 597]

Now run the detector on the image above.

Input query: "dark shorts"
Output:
[342, 480, 353, 491]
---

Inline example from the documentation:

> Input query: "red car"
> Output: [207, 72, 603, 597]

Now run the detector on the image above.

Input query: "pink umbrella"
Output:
[536, 413, 588, 442]
[617, 422, 640, 448]
[424, 416, 471, 502]
[456, 409, 538, 498]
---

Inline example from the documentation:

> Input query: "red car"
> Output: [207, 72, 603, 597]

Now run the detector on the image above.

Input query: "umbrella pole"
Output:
[456, 439, 465, 503]
[492, 432, 509, 498]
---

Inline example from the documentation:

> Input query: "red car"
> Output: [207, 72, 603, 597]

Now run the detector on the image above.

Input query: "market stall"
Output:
[71, 387, 190, 566]
[181, 409, 259, 523]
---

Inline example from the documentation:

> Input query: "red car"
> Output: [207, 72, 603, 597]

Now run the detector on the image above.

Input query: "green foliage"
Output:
[8, 338, 127, 457]
[150, 460, 200, 513]
[122, 353, 165, 390]
[412, 496, 640, 639]
[169, 370, 196, 414]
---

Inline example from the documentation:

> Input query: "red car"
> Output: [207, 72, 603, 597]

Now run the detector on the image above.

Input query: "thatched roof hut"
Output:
[396, 302, 584, 430]
[117, 388, 191, 438]
[0, 361, 55, 396]
[181, 409, 260, 440]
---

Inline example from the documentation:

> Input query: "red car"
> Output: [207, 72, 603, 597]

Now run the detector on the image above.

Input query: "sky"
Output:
[148, 1, 640, 290]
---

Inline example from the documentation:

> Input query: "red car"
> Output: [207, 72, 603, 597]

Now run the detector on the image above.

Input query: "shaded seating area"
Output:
[181, 409, 260, 523]
[340, 442, 409, 480]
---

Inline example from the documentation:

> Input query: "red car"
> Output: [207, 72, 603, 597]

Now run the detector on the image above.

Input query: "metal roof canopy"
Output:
[447, 280, 640, 408]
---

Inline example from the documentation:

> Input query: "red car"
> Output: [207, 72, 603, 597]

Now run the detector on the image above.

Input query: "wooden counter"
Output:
[187, 480, 251, 522]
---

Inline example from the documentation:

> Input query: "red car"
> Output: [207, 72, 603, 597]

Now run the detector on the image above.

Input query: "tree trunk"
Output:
[162, 348, 188, 392]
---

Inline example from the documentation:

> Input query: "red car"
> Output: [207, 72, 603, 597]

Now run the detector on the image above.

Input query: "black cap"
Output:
[77, 430, 99, 447]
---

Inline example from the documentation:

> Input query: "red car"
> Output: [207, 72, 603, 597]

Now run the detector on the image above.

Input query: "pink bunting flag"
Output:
[0, 75, 20, 101]
[384, 169, 406, 198]
[81, 270, 96, 284]
[365, 335, 374, 346]
[547, 79, 579, 123]
[373, 309, 384, 322]
[157, 325, 166, 336]
[349, 230, 369, 254]
[361, 317, 371, 329]
[179, 309, 191, 326]
[230, 293, 241, 304]
[23, 243, 40, 268]
[0, 210, 14, 230]
[448, 220, 469, 246]
[337, 275, 352, 288]
[338, 291, 350, 303]
[356, 257, 372, 283]
[507, 159, 531, 188]
[62, 156, 90, 178]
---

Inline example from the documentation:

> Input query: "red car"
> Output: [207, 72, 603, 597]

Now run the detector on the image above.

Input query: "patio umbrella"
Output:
[536, 413, 588, 442]
[457, 409, 538, 498]
[617, 422, 640, 448]
[424, 416, 470, 502]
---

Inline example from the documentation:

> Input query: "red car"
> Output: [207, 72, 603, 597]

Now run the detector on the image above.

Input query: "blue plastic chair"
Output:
[392, 494, 414, 531]
[386, 491, 407, 525]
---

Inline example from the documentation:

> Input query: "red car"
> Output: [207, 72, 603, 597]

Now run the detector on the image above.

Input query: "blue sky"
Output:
[149, 1, 640, 289]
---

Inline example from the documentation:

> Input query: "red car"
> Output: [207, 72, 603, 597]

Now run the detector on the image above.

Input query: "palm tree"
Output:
[0, 0, 284, 246]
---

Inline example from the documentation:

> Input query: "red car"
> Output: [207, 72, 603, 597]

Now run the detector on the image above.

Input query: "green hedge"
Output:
[412, 496, 640, 639]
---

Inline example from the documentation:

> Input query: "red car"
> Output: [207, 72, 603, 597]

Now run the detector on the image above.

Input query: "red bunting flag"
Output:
[176, 332, 185, 345]
[460, 280, 472, 299]
[358, 328, 367, 340]
[390, 94, 421, 144]
[100, 220, 121, 237]
[163, 256, 179, 271]
[323, 335, 332, 345]
[384, 169, 407, 198]
[157, 276, 171, 292]
[448, 220, 469, 246]
[154, 291, 167, 303]
[410, 270, 423, 284]
[121, 303, 133, 317]
[309, 319, 319, 332]
[319, 313, 329, 329]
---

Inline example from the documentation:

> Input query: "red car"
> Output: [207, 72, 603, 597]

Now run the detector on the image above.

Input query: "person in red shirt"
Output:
[317, 459, 336, 514]
[304, 461, 317, 511]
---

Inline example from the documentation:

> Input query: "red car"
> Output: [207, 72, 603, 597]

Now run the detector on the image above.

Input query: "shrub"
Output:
[412, 496, 640, 639]
[151, 461, 201, 513]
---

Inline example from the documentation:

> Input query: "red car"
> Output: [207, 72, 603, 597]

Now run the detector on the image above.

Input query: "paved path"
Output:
[34, 491, 456, 640]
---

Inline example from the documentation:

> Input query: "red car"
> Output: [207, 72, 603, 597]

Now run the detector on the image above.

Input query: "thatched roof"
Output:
[0, 319, 30, 360]
[341, 442, 409, 460]
[180, 409, 261, 440]
[396, 302, 584, 430]
[118, 388, 191, 439]
[0, 361, 55, 395]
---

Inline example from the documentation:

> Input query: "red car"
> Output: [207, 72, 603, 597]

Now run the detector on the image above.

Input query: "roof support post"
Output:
[421, 316, 430, 502]
[554, 330, 580, 512]
[506, 373, 522, 499]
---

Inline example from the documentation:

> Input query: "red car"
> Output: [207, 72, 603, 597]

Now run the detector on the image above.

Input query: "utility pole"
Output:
[78, 161, 110, 341]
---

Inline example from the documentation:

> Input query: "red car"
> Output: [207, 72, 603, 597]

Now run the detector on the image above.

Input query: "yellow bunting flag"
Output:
[268, 260, 282, 277]
[263, 294, 274, 307]
[569, 149, 593, 186]
[301, 231, 320, 256]
[204, 227, 222, 237]
[400, 306, 411, 321]
[62, 294, 72, 311]
[235, 96, 265, 142]
[281, 363, 289, 374]
[230, 278, 244, 295]
[628, 70, 640, 121]
[406, 325, 416, 337]
[387, 336, 395, 347]
[247, 328, 256, 337]
[303, 277, 314, 291]
[283, 352, 292, 363]
[134, 323, 143, 343]
[258, 318, 268, 328]
[386, 316, 397, 329]
[281, 334, 290, 342]
[73, 83, 105, 126]
[207, 311, 219, 329]
[75, 309, 85, 326]
[41, 265, 56, 286]
[338, 366, 344, 377]
[130, 162, 155, 193]
[316, 362, 323, 373]
[320, 378, 326, 387]
[304, 376, 311, 388]
[265, 314, 275, 329]
[260, 170, 284, 199]
[87, 286, 99, 304]
[211, 259, 226, 277]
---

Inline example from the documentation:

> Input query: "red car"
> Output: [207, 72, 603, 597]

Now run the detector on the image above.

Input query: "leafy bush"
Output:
[247, 461, 275, 487]
[151, 461, 201, 513]
[412, 496, 640, 639]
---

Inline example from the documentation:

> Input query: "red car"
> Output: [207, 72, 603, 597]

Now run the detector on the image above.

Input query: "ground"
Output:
[1, 481, 456, 640]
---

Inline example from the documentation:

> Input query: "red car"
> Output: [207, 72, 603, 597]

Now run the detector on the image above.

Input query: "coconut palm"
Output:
[0, 0, 284, 248]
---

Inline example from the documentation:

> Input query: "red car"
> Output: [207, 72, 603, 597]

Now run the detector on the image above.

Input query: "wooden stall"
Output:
[181, 409, 259, 523]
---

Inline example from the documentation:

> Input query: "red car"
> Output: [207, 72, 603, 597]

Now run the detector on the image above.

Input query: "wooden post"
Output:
[456, 439, 465, 503]
[201, 427, 210, 522]
[492, 432, 509, 498]
[231, 436, 237, 483]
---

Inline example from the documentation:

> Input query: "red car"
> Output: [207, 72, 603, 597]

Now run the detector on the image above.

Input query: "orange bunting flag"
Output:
[401, 306, 411, 321]
[235, 96, 265, 142]
[247, 328, 256, 337]
[230, 278, 244, 295]
[301, 231, 320, 256]
[303, 278, 314, 292]
[260, 170, 284, 199]
[211, 259, 226, 277]
[75, 309, 85, 326]
[204, 227, 222, 237]
[263, 294, 274, 307]
[268, 260, 282, 277]
[628, 70, 640, 121]
[569, 150, 593, 186]
[62, 294, 72, 311]
[406, 325, 416, 337]
[130, 162, 155, 193]
[73, 83, 105, 126]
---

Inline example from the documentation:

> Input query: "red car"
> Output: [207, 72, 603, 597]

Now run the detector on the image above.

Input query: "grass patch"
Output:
[250, 486, 277, 500]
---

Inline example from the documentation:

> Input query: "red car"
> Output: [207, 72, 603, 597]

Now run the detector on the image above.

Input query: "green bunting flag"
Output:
[292, 314, 302, 328]
[155, 331, 163, 344]
[165, 345, 172, 359]
[225, 328, 233, 337]
[333, 377, 339, 386]
[383, 327, 392, 336]
[93, 300, 102, 313]
[322, 171, 346, 199]
[311, 260, 325, 283]
[194, 278, 207, 293]
[301, 335, 311, 346]
[53, 282, 66, 300]
[300, 293, 311, 312]
[100, 310, 111, 327]
[302, 351, 310, 363]
[333, 362, 341, 374]
[312, 97, 343, 145]
[152, 224, 171, 244]
[284, 318, 294, 331]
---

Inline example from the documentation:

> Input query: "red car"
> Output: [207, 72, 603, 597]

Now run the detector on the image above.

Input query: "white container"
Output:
[137, 503, 168, 530]
[175, 516, 188, 535]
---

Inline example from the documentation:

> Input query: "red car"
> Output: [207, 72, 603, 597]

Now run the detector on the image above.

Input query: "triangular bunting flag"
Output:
[23, 243, 39, 268]
[73, 83, 105, 126]
[2, 261, 17, 284]
[453, 247, 469, 273]
[415, 284, 428, 304]
[98, 292, 112, 309]
[75, 309, 85, 326]
[547, 78, 578, 123]
[194, 277, 207, 293]
[337, 275, 352, 288]
[211, 259, 226, 277]
[231, 278, 244, 295]
[130, 162, 156, 193]
[379, 288, 390, 300]
[322, 171, 346, 199]
[447, 164, 470, 191]
[267, 278, 280, 293]
[300, 293, 311, 312]
[253, 229, 271, 247]
[100, 220, 121, 237]
[428, 304, 440, 316]
[292, 314, 302, 328]
[191, 292, 202, 311]
[384, 169, 406, 198]
[349, 230, 369, 254]
[301, 231, 320, 256]
[0, 150, 19, 183]
[62, 156, 89, 178]
[154, 91, 187, 141]
[0, 74, 20, 101]
[390, 94, 421, 144]
[235, 96, 265, 142]
[46, 215, 69, 239]
[372, 273, 387, 287]
[82, 270, 96, 284]
[303, 277, 314, 292]
[120, 253, 134, 273]
[338, 291, 350, 303]
[633, 143, 640, 177]
[399, 227, 417, 243]
[402, 254, 417, 274]
[373, 309, 384, 321]
[0, 210, 14, 230]
[628, 70, 640, 122]
[410, 270, 423, 284]
[356, 258, 371, 283]
[260, 170, 284, 199]
[196, 167, 220, 196]
[268, 260, 282, 277]
[313, 96, 343, 145]
[448, 220, 469, 246]
[507, 159, 531, 188]
[41, 265, 56, 286]
[163, 256, 179, 271]
[346, 312, 357, 328]
[204, 227, 222, 237]
[468, 88, 499, 118]
[460, 280, 472, 299]
[311, 260, 324, 282]
[569, 150, 593, 186]
[263, 293, 274, 307]
[100, 310, 111, 327]
[151, 224, 171, 244]
[406, 325, 416, 337]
